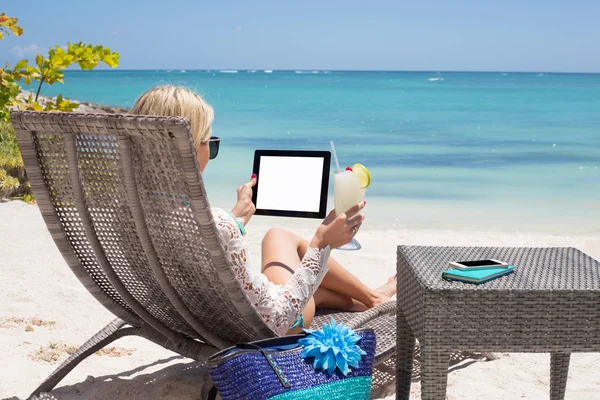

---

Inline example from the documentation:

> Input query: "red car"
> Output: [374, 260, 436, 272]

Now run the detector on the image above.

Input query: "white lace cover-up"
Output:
[213, 207, 331, 335]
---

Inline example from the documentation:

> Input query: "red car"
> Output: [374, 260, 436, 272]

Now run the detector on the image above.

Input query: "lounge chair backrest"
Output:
[11, 111, 274, 348]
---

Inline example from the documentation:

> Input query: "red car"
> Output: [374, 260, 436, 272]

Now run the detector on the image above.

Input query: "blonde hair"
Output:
[129, 85, 214, 146]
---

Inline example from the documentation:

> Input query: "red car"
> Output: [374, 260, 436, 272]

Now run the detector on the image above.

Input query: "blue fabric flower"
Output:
[298, 318, 366, 376]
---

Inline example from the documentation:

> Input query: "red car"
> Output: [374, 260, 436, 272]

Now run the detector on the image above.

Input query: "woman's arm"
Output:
[213, 208, 330, 336]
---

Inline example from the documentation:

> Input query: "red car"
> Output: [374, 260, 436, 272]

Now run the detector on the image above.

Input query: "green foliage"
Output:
[0, 121, 30, 199]
[0, 13, 119, 200]
[0, 13, 24, 39]
[5, 42, 120, 117]
[1, 12, 120, 122]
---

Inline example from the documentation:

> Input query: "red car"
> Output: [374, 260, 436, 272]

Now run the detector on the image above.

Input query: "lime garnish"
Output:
[352, 164, 371, 189]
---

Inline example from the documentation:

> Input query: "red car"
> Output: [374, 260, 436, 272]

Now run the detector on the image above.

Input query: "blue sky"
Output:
[2, 0, 599, 72]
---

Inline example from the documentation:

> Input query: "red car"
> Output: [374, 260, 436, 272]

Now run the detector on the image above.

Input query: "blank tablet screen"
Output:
[252, 150, 331, 218]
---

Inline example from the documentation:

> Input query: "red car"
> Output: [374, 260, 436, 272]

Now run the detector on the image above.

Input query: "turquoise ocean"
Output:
[36, 70, 600, 234]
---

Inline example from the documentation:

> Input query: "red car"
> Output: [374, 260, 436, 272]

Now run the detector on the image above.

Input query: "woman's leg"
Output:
[261, 230, 365, 332]
[314, 287, 366, 311]
[299, 236, 396, 306]
[263, 228, 396, 308]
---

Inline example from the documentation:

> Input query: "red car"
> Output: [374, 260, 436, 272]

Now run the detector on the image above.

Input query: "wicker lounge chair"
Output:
[11, 111, 397, 399]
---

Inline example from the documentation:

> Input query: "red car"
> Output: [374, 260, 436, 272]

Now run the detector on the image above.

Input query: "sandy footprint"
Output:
[0, 316, 57, 331]
[28, 342, 136, 363]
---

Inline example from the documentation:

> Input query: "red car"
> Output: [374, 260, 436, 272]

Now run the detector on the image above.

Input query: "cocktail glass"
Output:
[334, 169, 365, 250]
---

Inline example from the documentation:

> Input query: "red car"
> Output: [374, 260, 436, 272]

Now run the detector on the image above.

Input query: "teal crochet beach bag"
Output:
[206, 319, 376, 400]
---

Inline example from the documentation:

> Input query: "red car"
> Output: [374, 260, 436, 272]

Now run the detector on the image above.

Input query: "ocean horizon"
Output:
[29, 70, 600, 235]
[53, 69, 600, 74]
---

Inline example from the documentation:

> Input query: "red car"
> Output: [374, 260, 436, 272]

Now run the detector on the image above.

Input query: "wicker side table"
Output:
[395, 246, 600, 400]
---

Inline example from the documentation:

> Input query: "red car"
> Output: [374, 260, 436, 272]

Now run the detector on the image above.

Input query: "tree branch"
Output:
[34, 76, 45, 102]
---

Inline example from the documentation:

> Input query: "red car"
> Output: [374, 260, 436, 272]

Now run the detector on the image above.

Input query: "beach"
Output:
[3, 71, 600, 399]
[2, 0, 599, 397]
[2, 200, 599, 399]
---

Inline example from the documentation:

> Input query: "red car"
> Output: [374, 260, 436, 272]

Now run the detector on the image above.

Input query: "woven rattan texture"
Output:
[400, 245, 600, 291]
[209, 330, 376, 400]
[129, 136, 259, 342]
[33, 130, 137, 319]
[550, 353, 571, 399]
[397, 246, 600, 352]
[75, 133, 196, 336]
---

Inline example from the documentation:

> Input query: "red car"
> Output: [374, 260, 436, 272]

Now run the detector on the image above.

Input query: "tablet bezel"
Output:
[252, 150, 331, 219]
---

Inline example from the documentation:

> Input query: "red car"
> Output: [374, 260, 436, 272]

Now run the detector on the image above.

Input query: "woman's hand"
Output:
[310, 201, 366, 250]
[231, 174, 257, 226]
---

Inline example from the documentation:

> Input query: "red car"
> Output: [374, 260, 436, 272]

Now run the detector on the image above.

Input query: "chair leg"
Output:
[419, 346, 449, 400]
[200, 372, 218, 400]
[395, 310, 415, 400]
[550, 352, 571, 400]
[29, 318, 141, 399]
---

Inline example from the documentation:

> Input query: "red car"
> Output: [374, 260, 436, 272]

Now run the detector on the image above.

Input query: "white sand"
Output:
[1, 200, 599, 400]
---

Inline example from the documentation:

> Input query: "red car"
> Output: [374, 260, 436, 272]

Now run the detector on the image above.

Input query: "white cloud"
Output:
[112, 31, 120, 36]
[10, 44, 44, 59]
[235, 26, 242, 32]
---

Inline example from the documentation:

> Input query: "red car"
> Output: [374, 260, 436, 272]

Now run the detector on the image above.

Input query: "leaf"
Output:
[9, 84, 19, 97]
[39, 94, 79, 113]
[29, 102, 43, 111]
[62, 53, 76, 66]
[101, 51, 120, 68]
[0, 175, 20, 191]
[35, 55, 44, 69]
[24, 76, 32, 85]
[23, 194, 35, 203]
[49, 45, 74, 69]
[78, 58, 99, 70]
[10, 25, 24, 36]
[44, 69, 65, 85]
[14, 59, 27, 71]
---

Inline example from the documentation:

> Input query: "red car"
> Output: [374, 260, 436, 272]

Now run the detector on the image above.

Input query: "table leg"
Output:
[396, 310, 416, 400]
[420, 346, 449, 400]
[550, 352, 570, 400]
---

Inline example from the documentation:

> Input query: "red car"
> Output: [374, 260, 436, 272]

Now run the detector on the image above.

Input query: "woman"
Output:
[130, 85, 396, 335]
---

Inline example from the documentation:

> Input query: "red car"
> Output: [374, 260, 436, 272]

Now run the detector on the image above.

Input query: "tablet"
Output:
[252, 150, 331, 219]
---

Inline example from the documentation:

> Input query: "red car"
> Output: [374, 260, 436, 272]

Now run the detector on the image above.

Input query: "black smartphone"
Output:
[449, 259, 510, 270]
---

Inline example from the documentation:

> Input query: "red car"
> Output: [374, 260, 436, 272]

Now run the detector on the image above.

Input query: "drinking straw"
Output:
[330, 141, 341, 171]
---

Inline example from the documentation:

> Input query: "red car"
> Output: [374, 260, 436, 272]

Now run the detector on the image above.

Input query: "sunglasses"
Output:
[209, 136, 220, 159]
